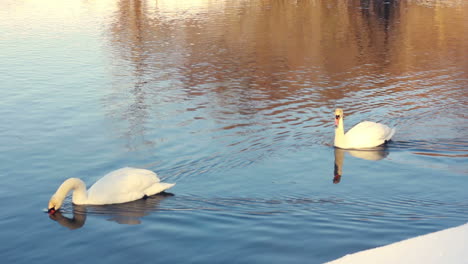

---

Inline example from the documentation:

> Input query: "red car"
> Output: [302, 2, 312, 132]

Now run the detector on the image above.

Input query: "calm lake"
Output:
[1, 0, 467, 263]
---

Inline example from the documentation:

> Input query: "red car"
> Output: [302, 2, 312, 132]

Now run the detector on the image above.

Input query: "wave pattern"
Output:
[119, 64, 468, 183]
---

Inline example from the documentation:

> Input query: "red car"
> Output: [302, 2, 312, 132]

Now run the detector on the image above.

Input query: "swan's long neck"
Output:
[54, 178, 88, 205]
[334, 118, 346, 148]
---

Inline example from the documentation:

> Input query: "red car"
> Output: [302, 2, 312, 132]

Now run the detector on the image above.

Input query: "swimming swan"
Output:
[47, 167, 175, 214]
[334, 108, 395, 149]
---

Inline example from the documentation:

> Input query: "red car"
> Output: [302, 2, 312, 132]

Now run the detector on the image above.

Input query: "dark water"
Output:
[1, 0, 467, 263]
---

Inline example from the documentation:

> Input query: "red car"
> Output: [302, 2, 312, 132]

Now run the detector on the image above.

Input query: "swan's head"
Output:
[335, 108, 344, 126]
[48, 195, 63, 215]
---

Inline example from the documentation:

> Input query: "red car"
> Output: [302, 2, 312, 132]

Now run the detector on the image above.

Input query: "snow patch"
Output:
[327, 223, 468, 264]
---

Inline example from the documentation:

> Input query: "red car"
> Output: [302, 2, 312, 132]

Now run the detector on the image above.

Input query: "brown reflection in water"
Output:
[105, 0, 467, 148]
[108, 0, 466, 99]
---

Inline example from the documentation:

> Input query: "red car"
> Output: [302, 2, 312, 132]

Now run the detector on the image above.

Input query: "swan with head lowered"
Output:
[334, 108, 396, 149]
[47, 167, 175, 214]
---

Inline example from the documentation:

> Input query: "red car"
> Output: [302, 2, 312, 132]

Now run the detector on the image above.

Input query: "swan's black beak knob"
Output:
[48, 208, 56, 215]
[335, 115, 340, 126]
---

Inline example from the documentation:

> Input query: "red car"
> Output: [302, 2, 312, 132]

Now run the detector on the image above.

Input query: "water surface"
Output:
[0, 0, 467, 263]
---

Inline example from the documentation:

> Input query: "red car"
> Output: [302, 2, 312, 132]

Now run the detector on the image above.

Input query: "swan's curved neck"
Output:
[54, 178, 88, 205]
[334, 118, 346, 147]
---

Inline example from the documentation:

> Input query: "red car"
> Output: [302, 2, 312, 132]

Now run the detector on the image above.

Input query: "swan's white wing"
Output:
[345, 121, 395, 149]
[87, 167, 160, 205]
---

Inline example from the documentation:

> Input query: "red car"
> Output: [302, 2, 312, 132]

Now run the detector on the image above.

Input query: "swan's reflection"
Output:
[49, 205, 87, 230]
[333, 147, 389, 184]
[49, 193, 174, 229]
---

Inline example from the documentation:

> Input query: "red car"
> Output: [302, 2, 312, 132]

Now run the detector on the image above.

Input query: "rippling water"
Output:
[1, 0, 467, 263]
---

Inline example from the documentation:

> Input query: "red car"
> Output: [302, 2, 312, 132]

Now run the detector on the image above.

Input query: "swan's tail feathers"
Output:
[144, 182, 175, 196]
[386, 127, 396, 141]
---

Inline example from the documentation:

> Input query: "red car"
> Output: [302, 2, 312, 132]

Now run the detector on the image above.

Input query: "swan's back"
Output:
[87, 167, 169, 205]
[345, 121, 395, 149]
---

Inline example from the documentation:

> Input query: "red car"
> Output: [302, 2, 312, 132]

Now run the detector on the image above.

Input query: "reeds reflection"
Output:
[333, 147, 389, 184]
[48, 193, 174, 230]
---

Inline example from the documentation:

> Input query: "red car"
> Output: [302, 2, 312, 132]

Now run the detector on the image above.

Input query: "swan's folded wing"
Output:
[87, 167, 160, 204]
[345, 121, 392, 148]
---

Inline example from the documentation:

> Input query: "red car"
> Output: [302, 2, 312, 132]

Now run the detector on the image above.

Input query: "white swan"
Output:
[334, 108, 396, 149]
[47, 167, 175, 214]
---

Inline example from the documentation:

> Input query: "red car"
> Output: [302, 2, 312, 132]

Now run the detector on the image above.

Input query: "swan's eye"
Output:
[335, 115, 340, 119]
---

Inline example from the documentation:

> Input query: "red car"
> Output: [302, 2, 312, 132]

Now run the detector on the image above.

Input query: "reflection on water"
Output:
[49, 206, 87, 230]
[345, 147, 389, 161]
[334, 147, 390, 184]
[105, 0, 467, 164]
[394, 139, 468, 158]
[49, 193, 174, 229]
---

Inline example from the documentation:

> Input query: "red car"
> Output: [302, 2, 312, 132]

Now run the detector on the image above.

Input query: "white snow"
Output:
[326, 222, 468, 264]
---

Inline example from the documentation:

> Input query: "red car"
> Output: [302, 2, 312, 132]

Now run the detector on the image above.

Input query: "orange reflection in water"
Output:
[107, 0, 467, 98]
[102, 0, 467, 151]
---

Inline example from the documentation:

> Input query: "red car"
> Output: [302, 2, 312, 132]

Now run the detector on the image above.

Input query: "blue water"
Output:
[1, 0, 467, 263]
